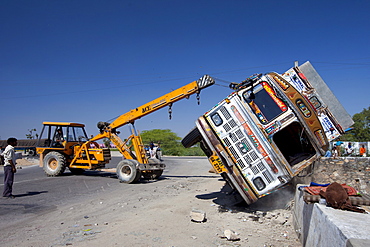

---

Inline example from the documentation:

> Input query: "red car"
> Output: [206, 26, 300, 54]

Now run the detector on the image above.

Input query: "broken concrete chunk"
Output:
[224, 229, 240, 241]
[272, 215, 287, 225]
[190, 209, 206, 223]
[248, 215, 259, 221]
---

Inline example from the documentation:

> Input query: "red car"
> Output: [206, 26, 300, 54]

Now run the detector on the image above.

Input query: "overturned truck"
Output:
[182, 61, 353, 205]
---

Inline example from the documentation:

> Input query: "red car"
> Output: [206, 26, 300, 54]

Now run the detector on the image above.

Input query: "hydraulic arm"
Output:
[88, 74, 215, 164]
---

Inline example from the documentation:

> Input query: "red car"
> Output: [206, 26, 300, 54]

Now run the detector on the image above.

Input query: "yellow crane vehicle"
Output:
[36, 75, 215, 183]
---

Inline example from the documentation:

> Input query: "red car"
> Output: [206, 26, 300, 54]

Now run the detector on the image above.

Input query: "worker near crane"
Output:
[2, 137, 18, 199]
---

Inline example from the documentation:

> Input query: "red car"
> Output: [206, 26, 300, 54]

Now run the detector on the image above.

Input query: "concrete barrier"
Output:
[293, 184, 370, 247]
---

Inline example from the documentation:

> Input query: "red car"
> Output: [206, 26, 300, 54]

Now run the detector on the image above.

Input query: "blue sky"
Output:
[1, 0, 369, 141]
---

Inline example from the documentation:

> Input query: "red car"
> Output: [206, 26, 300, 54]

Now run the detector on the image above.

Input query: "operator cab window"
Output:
[37, 125, 89, 148]
[69, 127, 89, 142]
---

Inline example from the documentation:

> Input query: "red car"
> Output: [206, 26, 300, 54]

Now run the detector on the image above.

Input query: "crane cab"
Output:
[36, 122, 111, 176]
[37, 122, 89, 153]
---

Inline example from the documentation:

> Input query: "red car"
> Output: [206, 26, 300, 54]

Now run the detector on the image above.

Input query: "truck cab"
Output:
[183, 62, 353, 205]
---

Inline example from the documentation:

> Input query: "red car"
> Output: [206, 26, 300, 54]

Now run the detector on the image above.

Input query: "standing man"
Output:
[359, 145, 366, 157]
[2, 137, 17, 199]
[345, 142, 354, 156]
[335, 138, 343, 157]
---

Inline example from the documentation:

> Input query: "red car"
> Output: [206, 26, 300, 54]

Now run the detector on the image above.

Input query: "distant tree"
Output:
[140, 129, 182, 155]
[341, 106, 370, 141]
[103, 138, 111, 148]
[26, 128, 37, 139]
[140, 129, 205, 156]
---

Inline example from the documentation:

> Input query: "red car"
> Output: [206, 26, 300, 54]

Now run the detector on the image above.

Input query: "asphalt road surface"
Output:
[0, 156, 212, 231]
[0, 155, 304, 247]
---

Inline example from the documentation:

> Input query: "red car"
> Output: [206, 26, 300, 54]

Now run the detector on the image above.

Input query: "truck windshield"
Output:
[243, 82, 287, 124]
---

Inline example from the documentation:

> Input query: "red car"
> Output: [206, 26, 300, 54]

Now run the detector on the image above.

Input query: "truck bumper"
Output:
[196, 117, 259, 205]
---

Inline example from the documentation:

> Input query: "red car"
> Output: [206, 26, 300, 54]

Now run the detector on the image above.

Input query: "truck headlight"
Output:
[253, 177, 266, 191]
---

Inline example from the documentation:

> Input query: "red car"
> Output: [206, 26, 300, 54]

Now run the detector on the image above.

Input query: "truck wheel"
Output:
[116, 160, 141, 183]
[181, 127, 202, 148]
[69, 168, 85, 175]
[28, 148, 36, 156]
[200, 140, 212, 157]
[43, 151, 66, 176]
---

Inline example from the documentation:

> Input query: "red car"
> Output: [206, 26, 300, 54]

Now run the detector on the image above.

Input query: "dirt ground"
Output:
[3, 157, 302, 247]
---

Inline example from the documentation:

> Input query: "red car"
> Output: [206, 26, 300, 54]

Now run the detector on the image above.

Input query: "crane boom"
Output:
[90, 75, 215, 142]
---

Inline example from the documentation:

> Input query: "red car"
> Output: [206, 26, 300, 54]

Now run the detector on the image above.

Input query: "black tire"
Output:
[43, 151, 66, 176]
[181, 127, 202, 148]
[200, 140, 212, 157]
[28, 148, 36, 156]
[69, 168, 85, 175]
[116, 160, 141, 183]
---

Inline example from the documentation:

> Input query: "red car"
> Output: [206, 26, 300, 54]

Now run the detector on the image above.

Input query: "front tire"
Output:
[116, 160, 141, 183]
[181, 127, 202, 148]
[43, 151, 66, 176]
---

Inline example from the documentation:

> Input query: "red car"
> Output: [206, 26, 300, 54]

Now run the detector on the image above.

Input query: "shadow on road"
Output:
[62, 171, 117, 178]
[196, 181, 296, 213]
[162, 175, 220, 179]
[15, 191, 49, 198]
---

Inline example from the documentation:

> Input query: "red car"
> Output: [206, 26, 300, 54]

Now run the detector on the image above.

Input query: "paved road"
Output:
[0, 155, 211, 230]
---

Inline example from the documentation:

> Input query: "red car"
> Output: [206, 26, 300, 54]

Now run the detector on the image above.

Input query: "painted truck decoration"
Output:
[182, 61, 353, 205]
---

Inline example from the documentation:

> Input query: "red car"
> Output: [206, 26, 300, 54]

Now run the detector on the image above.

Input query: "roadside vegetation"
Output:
[340, 106, 370, 141]
[140, 129, 204, 156]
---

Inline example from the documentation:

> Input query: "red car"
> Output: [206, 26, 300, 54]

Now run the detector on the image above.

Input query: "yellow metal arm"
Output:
[108, 75, 215, 130]
[88, 75, 214, 163]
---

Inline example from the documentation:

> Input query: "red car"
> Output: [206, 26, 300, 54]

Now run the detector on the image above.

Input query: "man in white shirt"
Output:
[345, 142, 354, 157]
[2, 137, 17, 199]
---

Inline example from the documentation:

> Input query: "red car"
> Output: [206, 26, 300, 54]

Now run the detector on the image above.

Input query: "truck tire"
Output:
[43, 151, 66, 176]
[116, 160, 141, 183]
[200, 140, 212, 157]
[181, 127, 202, 148]
[28, 148, 36, 156]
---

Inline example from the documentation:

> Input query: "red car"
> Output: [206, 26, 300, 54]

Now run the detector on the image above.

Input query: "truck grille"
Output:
[220, 106, 232, 120]
[218, 106, 272, 185]
[251, 165, 259, 175]
[229, 119, 237, 128]
[229, 146, 239, 159]
[244, 154, 252, 164]
[223, 131, 261, 169]
[263, 170, 273, 183]
[223, 123, 231, 132]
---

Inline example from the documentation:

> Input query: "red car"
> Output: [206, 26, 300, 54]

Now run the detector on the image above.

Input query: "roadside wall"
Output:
[308, 157, 370, 195]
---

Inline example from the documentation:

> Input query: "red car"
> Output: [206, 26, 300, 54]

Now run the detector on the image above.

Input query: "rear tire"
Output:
[43, 151, 66, 176]
[116, 160, 141, 183]
[181, 127, 202, 148]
